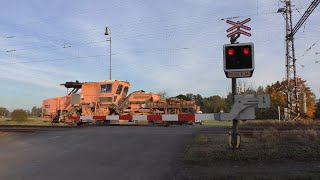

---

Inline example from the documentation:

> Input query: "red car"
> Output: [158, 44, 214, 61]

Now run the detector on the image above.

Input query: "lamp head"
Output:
[104, 27, 109, 35]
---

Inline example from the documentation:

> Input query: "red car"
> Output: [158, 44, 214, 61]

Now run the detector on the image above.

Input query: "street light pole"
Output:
[105, 26, 112, 80]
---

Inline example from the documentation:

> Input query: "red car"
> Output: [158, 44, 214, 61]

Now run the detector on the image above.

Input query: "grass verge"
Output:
[202, 120, 232, 126]
[0, 117, 52, 126]
[181, 128, 320, 179]
[183, 132, 320, 162]
[184, 120, 320, 162]
[239, 119, 319, 131]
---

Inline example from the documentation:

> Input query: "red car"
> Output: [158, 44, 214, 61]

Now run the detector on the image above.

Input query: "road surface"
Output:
[0, 125, 226, 180]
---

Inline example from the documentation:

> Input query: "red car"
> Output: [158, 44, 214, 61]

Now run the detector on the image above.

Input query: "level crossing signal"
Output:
[223, 43, 254, 78]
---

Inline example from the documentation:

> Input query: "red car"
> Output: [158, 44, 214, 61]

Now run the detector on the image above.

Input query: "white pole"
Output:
[278, 106, 281, 122]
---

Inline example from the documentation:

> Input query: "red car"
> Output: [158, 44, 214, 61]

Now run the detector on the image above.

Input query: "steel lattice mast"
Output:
[280, 0, 320, 120]
[283, 0, 298, 120]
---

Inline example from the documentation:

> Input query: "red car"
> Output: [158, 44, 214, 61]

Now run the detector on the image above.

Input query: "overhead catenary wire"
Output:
[1, 6, 318, 54]
[0, 1, 318, 71]
[0, 0, 229, 41]
[1, 0, 318, 45]
[300, 39, 320, 57]
[4, 4, 317, 48]
[0, 33, 290, 67]
[0, 17, 293, 56]
[290, 0, 320, 37]
[2, 31, 316, 71]
[0, 29, 316, 68]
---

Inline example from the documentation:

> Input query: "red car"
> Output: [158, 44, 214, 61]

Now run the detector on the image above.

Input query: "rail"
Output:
[0, 125, 82, 133]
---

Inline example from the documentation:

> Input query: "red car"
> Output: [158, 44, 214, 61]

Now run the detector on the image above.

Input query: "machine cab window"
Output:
[116, 85, 123, 95]
[100, 84, 112, 93]
[122, 87, 129, 98]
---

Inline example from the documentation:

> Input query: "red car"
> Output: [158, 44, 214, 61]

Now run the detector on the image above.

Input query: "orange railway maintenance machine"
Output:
[42, 18, 271, 149]
[42, 80, 200, 125]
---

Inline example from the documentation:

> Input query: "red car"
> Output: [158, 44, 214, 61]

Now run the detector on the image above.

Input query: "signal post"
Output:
[224, 18, 253, 149]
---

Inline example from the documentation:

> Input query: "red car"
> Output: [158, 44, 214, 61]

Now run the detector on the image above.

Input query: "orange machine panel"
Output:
[80, 80, 130, 105]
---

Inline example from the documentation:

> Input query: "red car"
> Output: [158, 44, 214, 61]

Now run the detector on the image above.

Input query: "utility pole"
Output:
[284, 0, 299, 120]
[278, 0, 320, 120]
[105, 26, 112, 80]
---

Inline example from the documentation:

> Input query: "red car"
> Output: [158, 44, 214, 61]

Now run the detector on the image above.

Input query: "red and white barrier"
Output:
[68, 113, 218, 123]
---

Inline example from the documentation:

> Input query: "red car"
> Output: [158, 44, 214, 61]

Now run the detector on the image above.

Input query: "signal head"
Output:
[223, 42, 254, 78]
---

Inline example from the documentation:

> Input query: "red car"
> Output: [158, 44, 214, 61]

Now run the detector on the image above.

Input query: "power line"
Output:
[0, 34, 292, 67]
[0, 6, 302, 49]
[0, 54, 106, 65]
[2, 7, 318, 56]
[0, 18, 291, 56]
[0, 0, 149, 32]
[0, 2, 317, 68]
[0, 40, 106, 54]
[301, 39, 320, 57]
[1, 0, 319, 48]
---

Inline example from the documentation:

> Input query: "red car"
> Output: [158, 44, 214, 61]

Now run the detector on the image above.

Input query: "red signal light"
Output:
[227, 48, 235, 56]
[243, 47, 250, 55]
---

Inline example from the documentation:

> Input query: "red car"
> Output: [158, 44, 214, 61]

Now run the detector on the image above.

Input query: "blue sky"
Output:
[0, 0, 319, 111]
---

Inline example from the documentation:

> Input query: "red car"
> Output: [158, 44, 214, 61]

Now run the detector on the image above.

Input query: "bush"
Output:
[11, 109, 28, 121]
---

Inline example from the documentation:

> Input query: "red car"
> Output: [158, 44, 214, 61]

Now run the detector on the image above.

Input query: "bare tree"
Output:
[157, 90, 169, 100]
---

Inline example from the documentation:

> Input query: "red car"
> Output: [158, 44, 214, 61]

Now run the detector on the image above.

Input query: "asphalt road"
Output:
[0, 125, 227, 180]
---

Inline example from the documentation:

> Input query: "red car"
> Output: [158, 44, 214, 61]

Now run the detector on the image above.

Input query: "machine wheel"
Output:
[103, 120, 111, 125]
[76, 121, 84, 126]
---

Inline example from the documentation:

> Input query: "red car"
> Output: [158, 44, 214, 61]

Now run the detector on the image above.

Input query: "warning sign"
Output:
[226, 71, 253, 78]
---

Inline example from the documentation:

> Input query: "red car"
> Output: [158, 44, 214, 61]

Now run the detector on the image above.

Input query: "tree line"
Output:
[165, 78, 320, 120]
[1, 77, 320, 120]
[0, 106, 42, 121]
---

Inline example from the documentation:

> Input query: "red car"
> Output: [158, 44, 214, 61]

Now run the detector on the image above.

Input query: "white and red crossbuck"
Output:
[226, 18, 252, 37]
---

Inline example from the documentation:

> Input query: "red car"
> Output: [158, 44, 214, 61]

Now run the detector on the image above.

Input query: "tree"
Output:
[11, 109, 28, 121]
[314, 100, 320, 119]
[192, 94, 204, 107]
[185, 93, 194, 101]
[176, 94, 190, 101]
[201, 96, 229, 113]
[266, 77, 316, 119]
[176, 93, 204, 107]
[158, 91, 169, 100]
[31, 106, 42, 117]
[0, 107, 9, 117]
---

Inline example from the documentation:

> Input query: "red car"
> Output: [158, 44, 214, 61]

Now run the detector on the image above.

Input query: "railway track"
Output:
[1, 124, 318, 133]
[0, 125, 82, 133]
[0, 123, 169, 133]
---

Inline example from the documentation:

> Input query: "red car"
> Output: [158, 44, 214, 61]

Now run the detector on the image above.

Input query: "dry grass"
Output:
[0, 132, 17, 138]
[202, 120, 232, 126]
[251, 128, 318, 143]
[184, 133, 320, 163]
[0, 117, 52, 126]
[240, 119, 319, 131]
[240, 120, 319, 144]
[183, 121, 320, 163]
